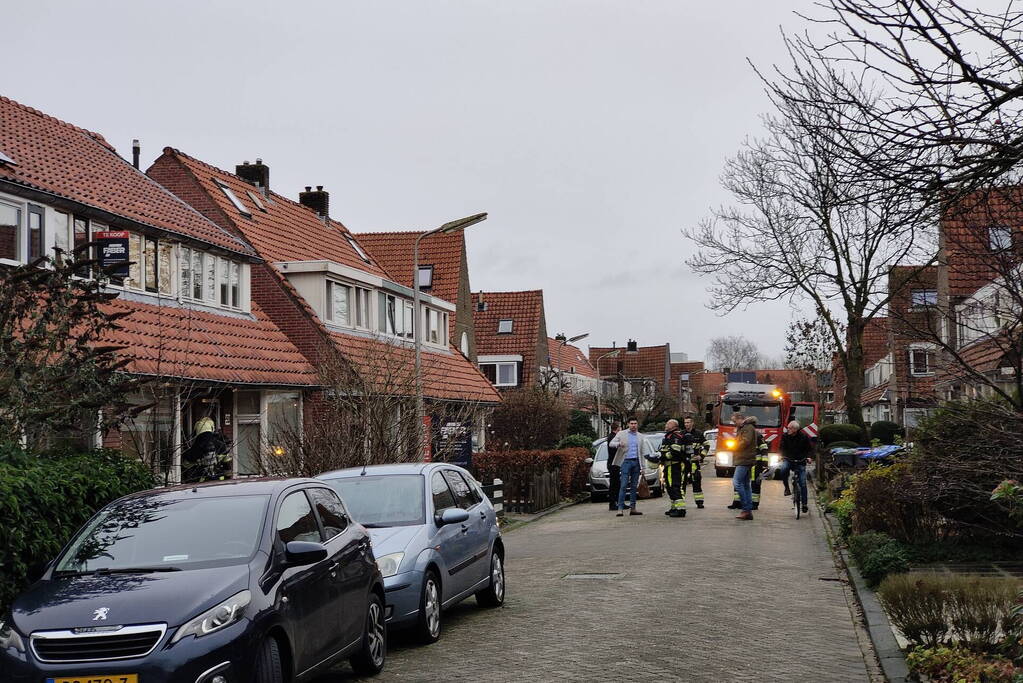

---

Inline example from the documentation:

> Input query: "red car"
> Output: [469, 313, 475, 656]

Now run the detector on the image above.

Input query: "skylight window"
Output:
[346, 235, 372, 263]
[497, 319, 513, 334]
[418, 265, 434, 289]
[214, 179, 251, 217]
[0, 149, 15, 165]
[246, 190, 267, 212]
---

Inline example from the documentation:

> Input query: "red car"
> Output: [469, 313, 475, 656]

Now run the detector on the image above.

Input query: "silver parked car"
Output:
[585, 433, 664, 502]
[318, 463, 504, 645]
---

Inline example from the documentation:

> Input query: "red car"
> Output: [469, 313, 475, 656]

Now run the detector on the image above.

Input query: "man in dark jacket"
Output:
[606, 422, 621, 510]
[731, 412, 758, 520]
[780, 420, 814, 513]
[680, 417, 705, 509]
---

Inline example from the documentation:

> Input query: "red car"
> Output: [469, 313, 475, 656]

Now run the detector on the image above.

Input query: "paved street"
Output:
[329, 470, 880, 682]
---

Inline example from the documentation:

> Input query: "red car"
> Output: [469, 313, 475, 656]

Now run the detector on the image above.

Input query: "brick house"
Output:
[0, 96, 318, 480]
[588, 341, 671, 396]
[888, 265, 942, 427]
[355, 229, 477, 361]
[471, 290, 549, 390]
[546, 334, 605, 396]
[827, 317, 891, 424]
[146, 150, 500, 452]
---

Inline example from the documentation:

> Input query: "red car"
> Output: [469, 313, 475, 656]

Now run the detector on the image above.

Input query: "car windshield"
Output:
[724, 402, 782, 428]
[327, 475, 425, 527]
[55, 494, 270, 575]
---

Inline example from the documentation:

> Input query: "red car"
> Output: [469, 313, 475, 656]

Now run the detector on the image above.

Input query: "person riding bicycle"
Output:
[779, 420, 813, 514]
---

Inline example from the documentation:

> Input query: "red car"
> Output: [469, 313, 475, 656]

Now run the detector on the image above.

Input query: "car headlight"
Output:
[716, 452, 733, 466]
[0, 618, 25, 653]
[768, 454, 781, 468]
[376, 552, 405, 578]
[171, 590, 250, 643]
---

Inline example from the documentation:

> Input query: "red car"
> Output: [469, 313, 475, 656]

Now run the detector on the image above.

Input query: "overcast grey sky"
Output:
[3, 0, 819, 362]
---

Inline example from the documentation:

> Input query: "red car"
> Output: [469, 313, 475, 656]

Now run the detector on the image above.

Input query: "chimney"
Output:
[236, 159, 270, 192]
[627, 339, 638, 353]
[299, 185, 329, 218]
[132, 139, 140, 169]
[555, 333, 566, 342]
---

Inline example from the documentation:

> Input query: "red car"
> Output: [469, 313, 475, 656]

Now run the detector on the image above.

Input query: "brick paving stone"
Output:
[321, 470, 877, 682]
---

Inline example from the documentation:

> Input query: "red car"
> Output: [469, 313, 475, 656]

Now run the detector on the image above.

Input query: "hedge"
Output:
[556, 434, 595, 454]
[869, 420, 904, 445]
[819, 423, 866, 446]
[473, 448, 592, 499]
[0, 444, 156, 612]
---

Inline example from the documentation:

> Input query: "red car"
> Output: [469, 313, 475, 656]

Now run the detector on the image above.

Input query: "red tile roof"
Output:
[356, 231, 464, 305]
[329, 331, 500, 403]
[547, 338, 598, 378]
[105, 297, 317, 386]
[588, 344, 670, 389]
[0, 97, 252, 255]
[148, 149, 388, 275]
[941, 188, 1023, 298]
[472, 290, 545, 357]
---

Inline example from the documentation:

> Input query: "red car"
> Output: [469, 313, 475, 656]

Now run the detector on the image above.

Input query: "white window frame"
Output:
[346, 235, 372, 263]
[497, 319, 513, 334]
[418, 265, 434, 289]
[910, 289, 937, 309]
[0, 195, 24, 265]
[480, 361, 518, 387]
[909, 344, 936, 377]
[214, 179, 251, 218]
[177, 244, 245, 311]
[325, 279, 353, 326]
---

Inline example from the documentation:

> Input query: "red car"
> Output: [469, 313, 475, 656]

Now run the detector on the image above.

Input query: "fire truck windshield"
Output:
[722, 403, 782, 428]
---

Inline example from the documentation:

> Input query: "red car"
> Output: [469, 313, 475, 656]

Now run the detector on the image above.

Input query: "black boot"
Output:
[727, 501, 739, 509]
[752, 502, 759, 510]
[783, 488, 792, 496]
[696, 501, 704, 509]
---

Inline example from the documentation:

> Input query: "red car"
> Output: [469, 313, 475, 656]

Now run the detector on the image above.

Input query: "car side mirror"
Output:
[284, 541, 328, 567]
[435, 508, 470, 527]
[584, 457, 594, 465]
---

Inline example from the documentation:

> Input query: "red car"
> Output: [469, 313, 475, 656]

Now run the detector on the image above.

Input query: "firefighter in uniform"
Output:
[728, 430, 768, 509]
[654, 419, 689, 518]
[679, 417, 705, 509]
[751, 433, 770, 510]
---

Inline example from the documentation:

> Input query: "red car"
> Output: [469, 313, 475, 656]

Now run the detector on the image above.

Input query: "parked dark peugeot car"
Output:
[0, 478, 386, 683]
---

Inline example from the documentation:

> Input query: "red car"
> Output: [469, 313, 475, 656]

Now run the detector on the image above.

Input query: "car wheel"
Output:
[254, 636, 284, 683]
[350, 593, 387, 676]
[475, 550, 505, 608]
[414, 570, 442, 644]
[589, 491, 606, 503]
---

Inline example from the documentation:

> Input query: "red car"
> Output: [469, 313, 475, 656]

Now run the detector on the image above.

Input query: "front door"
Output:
[275, 489, 338, 671]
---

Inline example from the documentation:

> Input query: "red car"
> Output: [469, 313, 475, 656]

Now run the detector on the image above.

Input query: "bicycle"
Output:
[789, 461, 809, 519]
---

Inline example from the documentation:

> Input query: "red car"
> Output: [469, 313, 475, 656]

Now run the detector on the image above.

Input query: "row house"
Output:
[356, 229, 477, 361]
[471, 290, 549, 390]
[147, 150, 501, 450]
[0, 96, 318, 479]
[827, 317, 891, 424]
[546, 334, 606, 396]
[669, 359, 706, 416]
[888, 265, 941, 426]
[588, 341, 671, 397]
[935, 188, 1022, 402]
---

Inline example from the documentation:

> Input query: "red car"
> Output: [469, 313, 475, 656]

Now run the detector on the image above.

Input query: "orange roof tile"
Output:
[472, 290, 545, 357]
[547, 338, 598, 378]
[328, 331, 500, 403]
[356, 231, 464, 306]
[149, 149, 388, 275]
[0, 97, 253, 255]
[105, 297, 317, 386]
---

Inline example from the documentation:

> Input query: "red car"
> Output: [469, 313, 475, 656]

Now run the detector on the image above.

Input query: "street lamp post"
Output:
[414, 212, 487, 460]
[594, 349, 621, 437]
[554, 332, 588, 395]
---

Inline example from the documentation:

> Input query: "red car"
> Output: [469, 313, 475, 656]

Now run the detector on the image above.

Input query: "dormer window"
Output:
[418, 265, 434, 289]
[910, 289, 937, 309]
[214, 179, 251, 218]
[476, 301, 487, 312]
[497, 319, 513, 334]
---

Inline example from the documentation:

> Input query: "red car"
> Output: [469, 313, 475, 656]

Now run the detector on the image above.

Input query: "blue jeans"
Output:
[732, 465, 753, 512]
[780, 460, 808, 506]
[618, 459, 641, 510]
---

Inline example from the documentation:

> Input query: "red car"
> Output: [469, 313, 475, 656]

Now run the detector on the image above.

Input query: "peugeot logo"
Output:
[92, 607, 110, 621]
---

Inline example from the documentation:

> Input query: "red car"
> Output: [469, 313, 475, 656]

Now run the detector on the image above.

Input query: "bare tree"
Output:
[592, 388, 679, 432]
[706, 335, 763, 371]
[784, 316, 844, 374]
[260, 342, 487, 477]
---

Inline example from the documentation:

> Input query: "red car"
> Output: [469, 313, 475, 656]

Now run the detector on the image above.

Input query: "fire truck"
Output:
[704, 382, 819, 478]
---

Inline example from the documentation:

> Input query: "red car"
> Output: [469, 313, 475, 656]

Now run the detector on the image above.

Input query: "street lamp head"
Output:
[567, 333, 589, 343]
[438, 212, 488, 234]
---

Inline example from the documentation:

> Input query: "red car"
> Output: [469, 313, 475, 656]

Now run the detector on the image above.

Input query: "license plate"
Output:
[46, 676, 138, 683]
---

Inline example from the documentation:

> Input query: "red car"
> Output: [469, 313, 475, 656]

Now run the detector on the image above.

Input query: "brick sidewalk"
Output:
[325, 469, 880, 682]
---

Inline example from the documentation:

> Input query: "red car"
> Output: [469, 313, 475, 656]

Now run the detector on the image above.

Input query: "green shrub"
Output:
[819, 423, 866, 446]
[869, 420, 904, 445]
[906, 646, 1020, 682]
[945, 576, 1021, 649]
[860, 542, 910, 588]
[567, 411, 597, 440]
[0, 444, 156, 612]
[827, 440, 861, 450]
[852, 463, 939, 544]
[830, 490, 856, 539]
[557, 434, 595, 454]
[877, 573, 951, 645]
[847, 531, 895, 568]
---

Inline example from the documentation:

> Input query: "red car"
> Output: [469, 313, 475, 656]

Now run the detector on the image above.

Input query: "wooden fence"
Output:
[497, 467, 560, 514]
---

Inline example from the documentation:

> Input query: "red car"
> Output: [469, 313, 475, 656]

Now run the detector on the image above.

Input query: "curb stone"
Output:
[500, 495, 588, 534]
[818, 498, 911, 683]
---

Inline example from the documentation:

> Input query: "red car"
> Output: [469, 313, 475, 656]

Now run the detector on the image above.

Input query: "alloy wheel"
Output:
[367, 601, 385, 667]
[492, 554, 505, 602]
[425, 579, 441, 638]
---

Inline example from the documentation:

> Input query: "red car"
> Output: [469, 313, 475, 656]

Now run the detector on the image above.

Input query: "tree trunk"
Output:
[843, 322, 867, 432]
